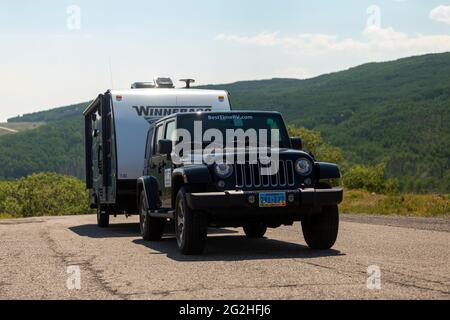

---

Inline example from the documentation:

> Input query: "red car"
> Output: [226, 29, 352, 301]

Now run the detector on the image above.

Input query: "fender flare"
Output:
[173, 165, 211, 185]
[137, 176, 160, 210]
[316, 162, 341, 180]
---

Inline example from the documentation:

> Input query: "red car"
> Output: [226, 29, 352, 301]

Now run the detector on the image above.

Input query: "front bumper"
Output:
[185, 188, 343, 211]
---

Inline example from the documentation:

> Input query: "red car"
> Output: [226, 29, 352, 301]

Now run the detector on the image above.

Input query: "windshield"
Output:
[177, 113, 290, 149]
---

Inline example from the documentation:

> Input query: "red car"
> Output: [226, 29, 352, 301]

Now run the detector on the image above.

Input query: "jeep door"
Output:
[162, 119, 176, 203]
[158, 119, 176, 207]
[149, 122, 165, 186]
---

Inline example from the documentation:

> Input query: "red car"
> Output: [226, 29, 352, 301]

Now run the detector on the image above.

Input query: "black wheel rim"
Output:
[139, 198, 146, 235]
[176, 198, 185, 247]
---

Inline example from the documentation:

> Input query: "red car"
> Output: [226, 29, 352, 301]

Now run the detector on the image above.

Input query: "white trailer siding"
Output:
[110, 89, 231, 181]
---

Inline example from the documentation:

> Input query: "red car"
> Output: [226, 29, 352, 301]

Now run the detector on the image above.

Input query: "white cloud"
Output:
[215, 26, 450, 56]
[215, 32, 338, 51]
[215, 32, 279, 46]
[430, 5, 450, 25]
[362, 26, 408, 41]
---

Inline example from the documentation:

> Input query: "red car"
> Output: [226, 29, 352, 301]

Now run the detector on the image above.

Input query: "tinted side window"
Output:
[153, 124, 164, 155]
[165, 121, 176, 141]
[145, 128, 154, 160]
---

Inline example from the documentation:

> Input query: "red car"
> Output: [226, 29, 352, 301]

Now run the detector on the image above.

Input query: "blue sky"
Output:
[1, 0, 450, 121]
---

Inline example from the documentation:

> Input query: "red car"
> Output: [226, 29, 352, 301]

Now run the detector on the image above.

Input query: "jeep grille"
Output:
[234, 160, 295, 189]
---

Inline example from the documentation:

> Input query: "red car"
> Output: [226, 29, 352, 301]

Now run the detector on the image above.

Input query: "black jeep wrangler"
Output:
[137, 111, 343, 255]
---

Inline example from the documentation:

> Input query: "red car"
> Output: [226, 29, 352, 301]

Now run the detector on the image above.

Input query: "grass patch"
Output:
[1, 173, 449, 219]
[0, 213, 15, 219]
[341, 189, 450, 217]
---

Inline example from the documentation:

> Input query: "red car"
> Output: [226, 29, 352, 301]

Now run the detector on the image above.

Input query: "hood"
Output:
[176, 148, 312, 166]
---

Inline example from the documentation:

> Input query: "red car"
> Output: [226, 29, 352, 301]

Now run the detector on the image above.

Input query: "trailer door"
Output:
[100, 93, 117, 204]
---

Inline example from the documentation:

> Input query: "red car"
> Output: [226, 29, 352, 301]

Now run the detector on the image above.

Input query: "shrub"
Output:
[343, 163, 399, 194]
[0, 173, 91, 217]
[288, 125, 344, 165]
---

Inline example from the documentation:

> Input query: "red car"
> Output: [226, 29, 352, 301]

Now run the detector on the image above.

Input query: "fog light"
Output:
[304, 178, 312, 186]
[217, 180, 226, 189]
[288, 194, 295, 203]
[248, 195, 256, 204]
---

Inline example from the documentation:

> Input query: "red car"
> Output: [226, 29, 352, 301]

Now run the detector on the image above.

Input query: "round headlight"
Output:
[295, 158, 313, 176]
[214, 163, 233, 179]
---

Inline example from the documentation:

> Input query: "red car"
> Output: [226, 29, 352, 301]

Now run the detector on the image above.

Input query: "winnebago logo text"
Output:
[133, 106, 212, 124]
[133, 106, 212, 117]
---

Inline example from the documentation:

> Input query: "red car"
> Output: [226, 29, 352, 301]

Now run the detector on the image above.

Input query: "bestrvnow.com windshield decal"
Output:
[207, 115, 254, 121]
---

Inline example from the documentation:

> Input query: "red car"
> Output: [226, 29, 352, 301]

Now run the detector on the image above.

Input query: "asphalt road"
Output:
[0, 214, 449, 300]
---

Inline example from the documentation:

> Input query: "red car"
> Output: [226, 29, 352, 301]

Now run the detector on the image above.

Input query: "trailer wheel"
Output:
[97, 207, 110, 228]
[243, 223, 267, 238]
[175, 187, 208, 255]
[139, 191, 166, 241]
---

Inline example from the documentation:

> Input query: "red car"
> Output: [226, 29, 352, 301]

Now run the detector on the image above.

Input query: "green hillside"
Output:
[0, 118, 85, 179]
[201, 53, 450, 192]
[0, 53, 449, 192]
[8, 102, 89, 123]
[0, 122, 44, 136]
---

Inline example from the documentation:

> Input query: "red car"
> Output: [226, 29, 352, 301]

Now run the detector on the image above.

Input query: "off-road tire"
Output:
[175, 187, 208, 255]
[301, 205, 339, 250]
[139, 191, 166, 241]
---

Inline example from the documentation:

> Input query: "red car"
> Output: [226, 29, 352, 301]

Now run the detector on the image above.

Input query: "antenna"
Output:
[108, 57, 114, 89]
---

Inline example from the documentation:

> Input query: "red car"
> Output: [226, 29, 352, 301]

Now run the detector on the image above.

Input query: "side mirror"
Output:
[158, 139, 173, 156]
[290, 137, 303, 150]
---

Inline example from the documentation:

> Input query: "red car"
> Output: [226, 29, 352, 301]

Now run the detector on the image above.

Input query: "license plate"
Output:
[259, 192, 287, 208]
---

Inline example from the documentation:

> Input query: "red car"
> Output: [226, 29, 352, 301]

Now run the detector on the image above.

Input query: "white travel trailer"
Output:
[83, 78, 231, 226]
